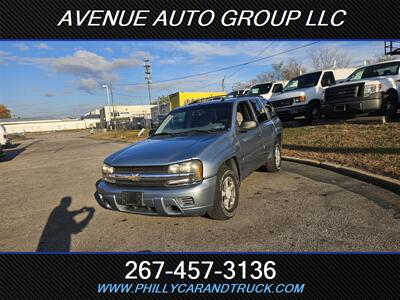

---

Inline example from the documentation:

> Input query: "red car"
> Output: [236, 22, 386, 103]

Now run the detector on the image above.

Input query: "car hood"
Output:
[269, 89, 307, 102]
[329, 78, 382, 87]
[105, 133, 227, 166]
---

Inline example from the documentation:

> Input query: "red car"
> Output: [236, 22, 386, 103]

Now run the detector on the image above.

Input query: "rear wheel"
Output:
[207, 164, 239, 220]
[265, 142, 282, 172]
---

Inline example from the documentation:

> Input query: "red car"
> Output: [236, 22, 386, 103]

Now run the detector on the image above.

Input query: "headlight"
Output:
[168, 160, 203, 184]
[364, 84, 381, 97]
[293, 95, 306, 103]
[102, 163, 114, 175]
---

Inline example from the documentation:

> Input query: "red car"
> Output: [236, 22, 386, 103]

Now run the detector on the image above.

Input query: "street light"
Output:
[102, 84, 111, 129]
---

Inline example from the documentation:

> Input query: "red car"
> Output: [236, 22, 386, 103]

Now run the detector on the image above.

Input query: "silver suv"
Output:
[95, 97, 283, 220]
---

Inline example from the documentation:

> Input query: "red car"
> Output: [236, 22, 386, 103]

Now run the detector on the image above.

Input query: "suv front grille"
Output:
[272, 98, 294, 108]
[325, 83, 363, 102]
[114, 166, 168, 174]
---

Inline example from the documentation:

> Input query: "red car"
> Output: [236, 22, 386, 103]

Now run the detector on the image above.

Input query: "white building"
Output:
[100, 105, 156, 127]
[0, 118, 100, 134]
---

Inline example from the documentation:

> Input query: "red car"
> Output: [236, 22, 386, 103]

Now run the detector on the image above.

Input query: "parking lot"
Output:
[0, 131, 399, 252]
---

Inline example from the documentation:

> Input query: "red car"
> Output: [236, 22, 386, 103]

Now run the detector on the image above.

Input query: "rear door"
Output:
[235, 100, 264, 177]
[249, 98, 275, 157]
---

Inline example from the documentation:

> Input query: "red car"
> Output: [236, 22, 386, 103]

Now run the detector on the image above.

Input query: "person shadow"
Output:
[36, 197, 95, 252]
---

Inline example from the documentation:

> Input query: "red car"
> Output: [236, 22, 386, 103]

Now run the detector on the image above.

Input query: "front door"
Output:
[235, 101, 264, 178]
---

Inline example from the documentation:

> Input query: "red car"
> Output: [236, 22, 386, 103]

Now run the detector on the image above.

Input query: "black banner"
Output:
[1, 0, 400, 39]
[0, 253, 399, 299]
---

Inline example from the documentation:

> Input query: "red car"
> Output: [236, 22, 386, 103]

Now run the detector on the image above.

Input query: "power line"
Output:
[225, 41, 274, 80]
[113, 42, 320, 87]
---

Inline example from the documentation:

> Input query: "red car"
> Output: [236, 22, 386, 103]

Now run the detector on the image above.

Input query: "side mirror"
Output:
[240, 120, 257, 131]
[148, 128, 156, 136]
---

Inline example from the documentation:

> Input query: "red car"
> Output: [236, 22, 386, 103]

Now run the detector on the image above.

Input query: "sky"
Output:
[0, 40, 389, 118]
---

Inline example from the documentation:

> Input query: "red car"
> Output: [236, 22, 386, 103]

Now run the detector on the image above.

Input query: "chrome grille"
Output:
[272, 98, 294, 108]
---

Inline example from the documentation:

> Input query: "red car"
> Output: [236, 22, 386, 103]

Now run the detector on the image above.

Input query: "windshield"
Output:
[247, 83, 272, 95]
[346, 61, 400, 81]
[283, 72, 322, 92]
[154, 103, 232, 135]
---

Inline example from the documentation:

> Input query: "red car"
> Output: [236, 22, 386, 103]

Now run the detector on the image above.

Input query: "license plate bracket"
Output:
[119, 192, 144, 206]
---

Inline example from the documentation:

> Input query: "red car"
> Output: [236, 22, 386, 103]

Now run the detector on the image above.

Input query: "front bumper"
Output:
[321, 95, 383, 116]
[95, 176, 217, 216]
[274, 104, 308, 119]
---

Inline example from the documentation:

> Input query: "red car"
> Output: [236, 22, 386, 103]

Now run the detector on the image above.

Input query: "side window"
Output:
[250, 99, 269, 123]
[321, 72, 336, 87]
[236, 101, 256, 127]
[272, 84, 283, 93]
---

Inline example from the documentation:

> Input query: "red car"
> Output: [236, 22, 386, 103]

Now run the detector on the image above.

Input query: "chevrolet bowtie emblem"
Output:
[127, 174, 140, 181]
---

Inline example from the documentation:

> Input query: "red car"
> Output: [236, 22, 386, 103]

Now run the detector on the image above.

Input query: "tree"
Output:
[0, 105, 11, 119]
[252, 60, 306, 84]
[151, 95, 169, 105]
[281, 59, 306, 80]
[365, 54, 400, 65]
[309, 48, 351, 70]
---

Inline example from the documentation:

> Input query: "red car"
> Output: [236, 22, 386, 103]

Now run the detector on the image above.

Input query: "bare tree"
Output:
[310, 48, 351, 70]
[365, 54, 400, 65]
[252, 60, 305, 83]
[281, 59, 306, 80]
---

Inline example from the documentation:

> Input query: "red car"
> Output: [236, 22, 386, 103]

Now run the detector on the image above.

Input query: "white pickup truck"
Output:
[322, 60, 400, 119]
[268, 69, 355, 124]
[245, 81, 287, 100]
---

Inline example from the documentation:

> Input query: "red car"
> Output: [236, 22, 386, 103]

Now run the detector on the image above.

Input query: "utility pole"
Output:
[144, 58, 157, 129]
[109, 83, 116, 131]
[102, 84, 111, 129]
[221, 77, 225, 92]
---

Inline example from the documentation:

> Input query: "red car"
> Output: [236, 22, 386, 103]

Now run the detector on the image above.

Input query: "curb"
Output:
[282, 155, 400, 195]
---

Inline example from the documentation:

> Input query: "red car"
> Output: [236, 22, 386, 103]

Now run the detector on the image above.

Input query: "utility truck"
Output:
[268, 69, 355, 124]
[322, 60, 400, 119]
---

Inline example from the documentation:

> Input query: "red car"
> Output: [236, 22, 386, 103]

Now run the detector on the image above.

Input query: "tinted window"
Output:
[283, 72, 322, 92]
[272, 84, 283, 93]
[249, 83, 272, 95]
[321, 72, 336, 87]
[236, 101, 256, 127]
[347, 62, 400, 81]
[250, 99, 269, 123]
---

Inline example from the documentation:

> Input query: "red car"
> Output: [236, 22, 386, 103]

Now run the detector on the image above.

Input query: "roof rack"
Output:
[189, 96, 225, 105]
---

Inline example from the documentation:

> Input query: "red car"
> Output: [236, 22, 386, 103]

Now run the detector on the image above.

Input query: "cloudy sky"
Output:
[0, 40, 387, 118]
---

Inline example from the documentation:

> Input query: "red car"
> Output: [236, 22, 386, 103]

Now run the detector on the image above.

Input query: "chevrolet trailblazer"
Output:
[95, 97, 283, 220]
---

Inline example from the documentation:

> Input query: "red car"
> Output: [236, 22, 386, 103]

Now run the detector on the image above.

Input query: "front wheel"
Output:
[265, 142, 282, 172]
[304, 103, 321, 125]
[383, 92, 398, 120]
[207, 165, 239, 220]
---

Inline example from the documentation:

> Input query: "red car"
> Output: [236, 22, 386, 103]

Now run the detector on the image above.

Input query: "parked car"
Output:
[96, 97, 283, 220]
[268, 69, 355, 124]
[321, 60, 400, 119]
[245, 81, 286, 100]
[0, 125, 11, 147]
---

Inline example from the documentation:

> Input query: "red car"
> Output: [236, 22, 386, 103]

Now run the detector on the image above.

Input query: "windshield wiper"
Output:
[152, 132, 176, 136]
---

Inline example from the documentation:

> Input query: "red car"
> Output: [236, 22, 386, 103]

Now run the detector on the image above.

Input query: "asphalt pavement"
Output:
[0, 131, 399, 252]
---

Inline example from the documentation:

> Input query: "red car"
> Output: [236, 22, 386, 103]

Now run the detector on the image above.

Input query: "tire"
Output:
[382, 92, 398, 120]
[304, 103, 321, 125]
[207, 164, 239, 220]
[265, 142, 282, 172]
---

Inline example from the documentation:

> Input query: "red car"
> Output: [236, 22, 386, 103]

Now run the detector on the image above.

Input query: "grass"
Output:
[88, 124, 400, 180]
[283, 123, 400, 180]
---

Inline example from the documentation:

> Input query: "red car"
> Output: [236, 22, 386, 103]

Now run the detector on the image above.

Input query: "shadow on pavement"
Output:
[0, 140, 41, 162]
[36, 196, 95, 252]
